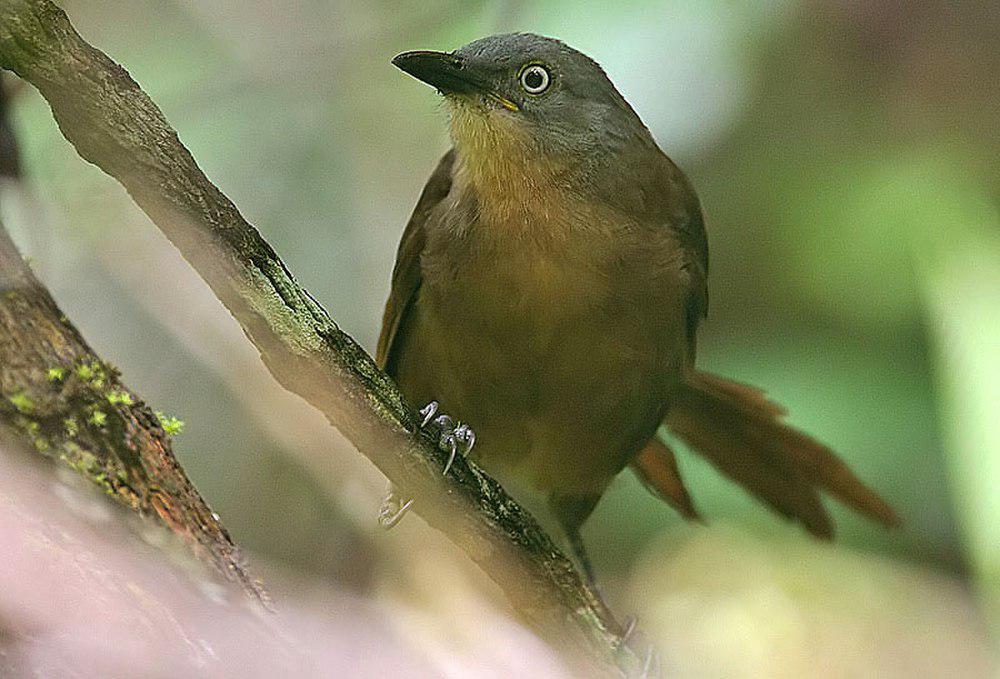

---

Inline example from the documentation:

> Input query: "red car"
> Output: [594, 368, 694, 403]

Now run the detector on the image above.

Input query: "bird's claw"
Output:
[619, 616, 637, 648]
[616, 617, 661, 678]
[441, 423, 475, 475]
[432, 413, 454, 435]
[640, 647, 653, 678]
[454, 423, 475, 453]
[419, 401, 475, 476]
[381, 402, 475, 528]
[378, 493, 414, 530]
[640, 646, 661, 679]
[419, 400, 439, 427]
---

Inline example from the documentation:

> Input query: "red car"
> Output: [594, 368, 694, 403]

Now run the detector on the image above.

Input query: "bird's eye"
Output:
[519, 64, 551, 94]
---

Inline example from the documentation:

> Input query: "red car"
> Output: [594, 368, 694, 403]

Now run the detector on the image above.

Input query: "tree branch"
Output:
[0, 74, 20, 178]
[0, 221, 264, 601]
[0, 68, 262, 600]
[0, 0, 633, 673]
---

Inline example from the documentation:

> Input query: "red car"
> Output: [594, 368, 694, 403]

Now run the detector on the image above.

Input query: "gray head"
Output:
[392, 33, 655, 161]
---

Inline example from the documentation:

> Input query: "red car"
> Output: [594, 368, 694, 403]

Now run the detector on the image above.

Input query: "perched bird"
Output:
[379, 33, 898, 583]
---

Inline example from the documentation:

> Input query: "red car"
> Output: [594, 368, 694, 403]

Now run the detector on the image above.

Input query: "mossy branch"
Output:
[0, 0, 634, 673]
[0, 222, 263, 602]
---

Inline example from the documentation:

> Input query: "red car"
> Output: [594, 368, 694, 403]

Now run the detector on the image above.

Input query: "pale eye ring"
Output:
[519, 64, 551, 94]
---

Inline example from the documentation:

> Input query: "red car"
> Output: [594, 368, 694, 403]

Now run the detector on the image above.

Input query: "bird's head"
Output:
[392, 33, 653, 168]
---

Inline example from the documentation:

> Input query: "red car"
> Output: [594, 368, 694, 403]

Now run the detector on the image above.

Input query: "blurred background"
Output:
[1, 0, 997, 675]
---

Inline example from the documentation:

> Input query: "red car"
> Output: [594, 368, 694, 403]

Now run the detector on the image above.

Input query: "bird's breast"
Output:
[423, 202, 615, 348]
[405, 183, 688, 493]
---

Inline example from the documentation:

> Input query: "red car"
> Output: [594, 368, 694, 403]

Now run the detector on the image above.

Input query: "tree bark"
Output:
[0, 222, 263, 601]
[0, 74, 19, 178]
[0, 68, 261, 601]
[0, 0, 634, 673]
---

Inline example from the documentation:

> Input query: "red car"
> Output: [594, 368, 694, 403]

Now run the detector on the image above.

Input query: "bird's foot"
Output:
[419, 401, 476, 476]
[617, 617, 662, 679]
[378, 401, 475, 529]
[378, 486, 413, 529]
[619, 616, 638, 647]
[640, 646, 661, 679]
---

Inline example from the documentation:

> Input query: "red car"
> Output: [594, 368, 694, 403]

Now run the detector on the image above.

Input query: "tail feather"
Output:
[631, 438, 701, 521]
[693, 372, 788, 419]
[660, 371, 899, 537]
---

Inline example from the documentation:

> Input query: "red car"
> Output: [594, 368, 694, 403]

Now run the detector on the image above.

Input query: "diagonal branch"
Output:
[0, 0, 634, 672]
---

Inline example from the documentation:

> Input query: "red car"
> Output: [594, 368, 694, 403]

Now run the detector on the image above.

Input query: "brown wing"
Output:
[656, 154, 709, 354]
[376, 149, 455, 372]
[677, 196, 708, 353]
[619, 148, 708, 354]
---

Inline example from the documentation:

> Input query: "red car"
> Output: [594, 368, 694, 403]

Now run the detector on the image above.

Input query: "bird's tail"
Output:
[633, 371, 899, 537]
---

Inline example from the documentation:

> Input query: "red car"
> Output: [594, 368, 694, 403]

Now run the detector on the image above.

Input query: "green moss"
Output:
[107, 390, 134, 406]
[10, 413, 50, 454]
[9, 392, 35, 414]
[61, 448, 94, 473]
[87, 410, 107, 428]
[71, 360, 113, 392]
[156, 411, 185, 436]
[59, 447, 115, 494]
[74, 360, 106, 382]
[47, 367, 67, 382]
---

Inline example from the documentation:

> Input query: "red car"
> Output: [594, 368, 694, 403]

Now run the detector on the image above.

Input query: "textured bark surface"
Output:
[0, 0, 635, 673]
[0, 75, 18, 177]
[0, 223, 263, 601]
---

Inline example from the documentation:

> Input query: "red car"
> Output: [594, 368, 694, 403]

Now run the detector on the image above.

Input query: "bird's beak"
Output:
[392, 50, 519, 111]
[392, 51, 485, 94]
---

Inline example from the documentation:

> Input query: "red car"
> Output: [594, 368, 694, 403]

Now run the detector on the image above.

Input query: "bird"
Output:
[377, 32, 899, 584]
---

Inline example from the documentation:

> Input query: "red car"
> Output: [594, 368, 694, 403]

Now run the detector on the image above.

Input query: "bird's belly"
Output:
[392, 261, 684, 496]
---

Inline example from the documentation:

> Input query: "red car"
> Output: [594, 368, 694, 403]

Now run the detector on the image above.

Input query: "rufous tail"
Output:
[633, 372, 899, 538]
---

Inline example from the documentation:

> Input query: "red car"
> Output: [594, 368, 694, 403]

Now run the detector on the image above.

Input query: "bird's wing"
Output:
[676, 197, 708, 350]
[376, 149, 455, 372]
[649, 153, 708, 351]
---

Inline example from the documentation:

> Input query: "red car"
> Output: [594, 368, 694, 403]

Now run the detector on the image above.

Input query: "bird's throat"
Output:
[447, 101, 574, 233]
